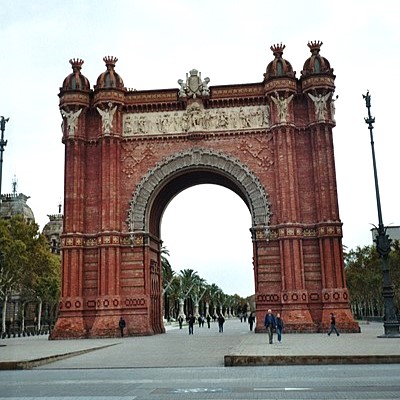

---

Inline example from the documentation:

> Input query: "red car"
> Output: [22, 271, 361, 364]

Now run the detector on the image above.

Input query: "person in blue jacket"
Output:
[276, 313, 284, 343]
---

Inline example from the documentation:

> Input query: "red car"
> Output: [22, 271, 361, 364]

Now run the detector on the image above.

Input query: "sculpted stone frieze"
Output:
[122, 104, 271, 136]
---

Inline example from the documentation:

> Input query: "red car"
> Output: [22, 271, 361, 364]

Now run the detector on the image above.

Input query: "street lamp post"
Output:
[363, 91, 400, 337]
[0, 116, 10, 198]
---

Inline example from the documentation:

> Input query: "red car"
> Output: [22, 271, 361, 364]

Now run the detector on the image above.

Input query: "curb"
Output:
[224, 354, 400, 367]
[0, 343, 118, 370]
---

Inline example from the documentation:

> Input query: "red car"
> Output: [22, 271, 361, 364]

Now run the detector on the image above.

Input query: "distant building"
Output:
[0, 193, 35, 223]
[371, 226, 400, 243]
[0, 177, 35, 223]
[42, 209, 63, 254]
[0, 178, 63, 252]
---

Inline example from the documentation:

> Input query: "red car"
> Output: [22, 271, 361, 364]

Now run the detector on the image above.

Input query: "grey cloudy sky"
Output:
[1, 0, 399, 297]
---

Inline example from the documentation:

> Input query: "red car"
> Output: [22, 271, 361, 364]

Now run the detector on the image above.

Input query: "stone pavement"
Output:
[0, 319, 399, 370]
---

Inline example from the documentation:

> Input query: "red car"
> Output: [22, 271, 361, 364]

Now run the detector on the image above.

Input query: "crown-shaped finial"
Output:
[103, 56, 118, 68]
[307, 41, 323, 55]
[270, 43, 285, 58]
[69, 58, 84, 70]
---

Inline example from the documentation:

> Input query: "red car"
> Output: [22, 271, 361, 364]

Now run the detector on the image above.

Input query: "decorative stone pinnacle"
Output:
[307, 40, 323, 55]
[69, 58, 84, 70]
[270, 43, 285, 58]
[103, 56, 118, 67]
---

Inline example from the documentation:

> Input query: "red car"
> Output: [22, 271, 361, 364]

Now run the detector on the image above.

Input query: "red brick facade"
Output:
[51, 42, 359, 339]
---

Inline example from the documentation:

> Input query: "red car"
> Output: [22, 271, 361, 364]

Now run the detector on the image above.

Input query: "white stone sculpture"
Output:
[271, 92, 294, 123]
[308, 92, 332, 121]
[178, 79, 187, 97]
[202, 77, 210, 96]
[96, 102, 117, 134]
[239, 107, 251, 128]
[122, 105, 271, 136]
[330, 94, 338, 123]
[61, 108, 82, 136]
[187, 103, 203, 130]
[263, 104, 271, 128]
[178, 69, 210, 98]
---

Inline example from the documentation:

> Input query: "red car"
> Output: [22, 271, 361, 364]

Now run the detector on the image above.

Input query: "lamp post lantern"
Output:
[363, 91, 400, 337]
[0, 116, 9, 198]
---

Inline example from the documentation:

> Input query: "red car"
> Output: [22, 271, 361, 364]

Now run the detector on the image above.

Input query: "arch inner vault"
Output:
[128, 148, 271, 236]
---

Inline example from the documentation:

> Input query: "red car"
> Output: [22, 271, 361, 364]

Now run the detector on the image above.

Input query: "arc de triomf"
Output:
[51, 41, 359, 339]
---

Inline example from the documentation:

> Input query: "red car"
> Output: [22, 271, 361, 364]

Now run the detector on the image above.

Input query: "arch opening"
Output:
[150, 169, 251, 238]
[161, 184, 254, 298]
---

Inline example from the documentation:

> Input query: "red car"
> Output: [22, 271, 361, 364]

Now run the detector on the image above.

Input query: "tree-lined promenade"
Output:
[161, 247, 251, 322]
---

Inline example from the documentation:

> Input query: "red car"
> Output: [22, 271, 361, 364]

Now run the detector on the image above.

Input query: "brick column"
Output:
[51, 140, 87, 338]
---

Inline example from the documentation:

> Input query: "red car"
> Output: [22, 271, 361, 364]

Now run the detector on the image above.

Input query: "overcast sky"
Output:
[1, 1, 399, 297]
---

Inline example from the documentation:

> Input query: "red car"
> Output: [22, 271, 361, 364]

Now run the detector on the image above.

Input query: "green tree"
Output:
[159, 244, 249, 321]
[1, 216, 31, 332]
[178, 268, 200, 316]
[23, 241, 60, 331]
[161, 246, 174, 320]
[345, 242, 400, 319]
[206, 283, 222, 317]
[161, 246, 173, 284]
[389, 240, 400, 311]
[0, 216, 60, 333]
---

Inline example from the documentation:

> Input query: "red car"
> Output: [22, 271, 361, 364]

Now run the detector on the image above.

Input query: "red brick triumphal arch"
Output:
[51, 41, 359, 339]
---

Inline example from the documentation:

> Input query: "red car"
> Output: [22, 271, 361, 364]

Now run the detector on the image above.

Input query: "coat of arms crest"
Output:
[178, 69, 210, 99]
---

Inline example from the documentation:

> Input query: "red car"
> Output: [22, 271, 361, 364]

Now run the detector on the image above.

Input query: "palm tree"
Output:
[190, 277, 207, 318]
[161, 246, 173, 284]
[214, 289, 226, 317]
[161, 246, 174, 320]
[178, 269, 200, 317]
[205, 283, 221, 319]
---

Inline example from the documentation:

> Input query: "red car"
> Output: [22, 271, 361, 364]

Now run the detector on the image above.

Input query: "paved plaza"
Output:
[1, 319, 399, 370]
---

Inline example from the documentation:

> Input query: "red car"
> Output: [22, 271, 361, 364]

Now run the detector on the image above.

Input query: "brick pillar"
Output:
[312, 125, 359, 332]
[90, 132, 124, 336]
[51, 141, 87, 339]
[272, 126, 314, 330]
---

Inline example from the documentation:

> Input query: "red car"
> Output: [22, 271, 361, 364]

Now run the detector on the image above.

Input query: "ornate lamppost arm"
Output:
[363, 92, 384, 230]
[0, 116, 10, 198]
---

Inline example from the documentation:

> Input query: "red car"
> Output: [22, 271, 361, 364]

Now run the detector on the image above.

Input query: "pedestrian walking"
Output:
[328, 313, 340, 336]
[118, 317, 126, 337]
[206, 314, 211, 329]
[217, 314, 225, 333]
[248, 312, 255, 331]
[264, 309, 277, 344]
[188, 314, 195, 335]
[276, 313, 284, 343]
[178, 315, 184, 329]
